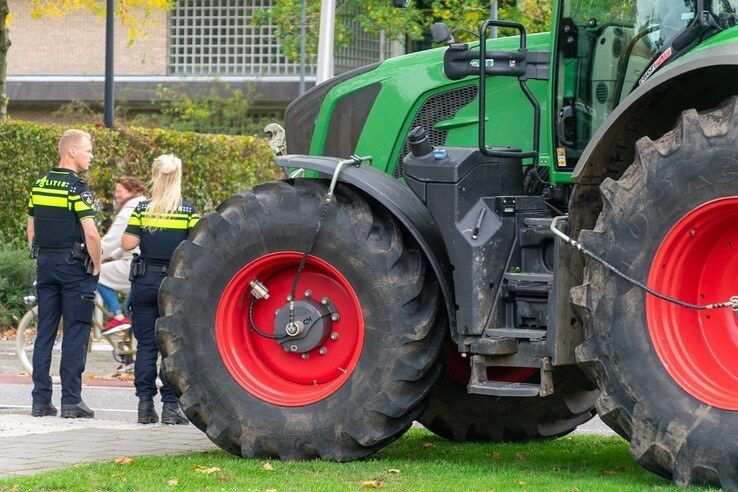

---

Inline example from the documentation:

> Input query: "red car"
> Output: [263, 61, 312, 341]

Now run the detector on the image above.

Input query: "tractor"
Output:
[156, 0, 738, 487]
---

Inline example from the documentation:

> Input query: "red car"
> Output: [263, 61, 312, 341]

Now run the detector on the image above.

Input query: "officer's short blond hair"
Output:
[58, 129, 91, 158]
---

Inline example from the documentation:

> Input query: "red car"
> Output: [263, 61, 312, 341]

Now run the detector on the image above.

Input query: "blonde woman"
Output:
[122, 155, 199, 425]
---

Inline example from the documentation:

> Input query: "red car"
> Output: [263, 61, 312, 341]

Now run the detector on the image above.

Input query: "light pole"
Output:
[104, 0, 114, 129]
[490, 1, 498, 38]
[299, 0, 307, 94]
[316, 0, 336, 84]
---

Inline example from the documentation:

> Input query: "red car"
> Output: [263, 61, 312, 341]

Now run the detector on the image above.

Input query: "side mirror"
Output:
[430, 23, 455, 44]
[391, 0, 410, 7]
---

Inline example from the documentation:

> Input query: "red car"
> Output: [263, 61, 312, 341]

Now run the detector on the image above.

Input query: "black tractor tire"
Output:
[418, 345, 598, 442]
[573, 98, 738, 489]
[156, 179, 445, 461]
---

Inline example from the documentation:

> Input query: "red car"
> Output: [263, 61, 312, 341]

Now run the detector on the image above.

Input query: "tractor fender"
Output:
[570, 42, 738, 231]
[275, 154, 457, 332]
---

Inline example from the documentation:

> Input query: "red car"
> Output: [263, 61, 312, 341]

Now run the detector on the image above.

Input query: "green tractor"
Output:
[157, 0, 738, 487]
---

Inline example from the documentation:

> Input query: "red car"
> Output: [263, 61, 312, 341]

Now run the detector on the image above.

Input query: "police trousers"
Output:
[33, 252, 97, 405]
[130, 269, 177, 403]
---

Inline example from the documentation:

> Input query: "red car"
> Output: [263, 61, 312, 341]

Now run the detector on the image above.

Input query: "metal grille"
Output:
[394, 85, 479, 177]
[169, 0, 390, 76]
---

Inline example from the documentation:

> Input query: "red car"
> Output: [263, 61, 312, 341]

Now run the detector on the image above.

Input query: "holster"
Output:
[129, 253, 147, 281]
[29, 239, 38, 260]
[71, 241, 94, 274]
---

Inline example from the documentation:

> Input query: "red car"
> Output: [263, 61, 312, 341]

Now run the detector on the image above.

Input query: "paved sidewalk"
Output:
[0, 408, 217, 478]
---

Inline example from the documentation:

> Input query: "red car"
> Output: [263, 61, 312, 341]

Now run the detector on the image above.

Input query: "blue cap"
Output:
[434, 148, 448, 160]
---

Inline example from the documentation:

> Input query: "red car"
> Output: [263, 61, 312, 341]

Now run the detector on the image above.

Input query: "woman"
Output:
[122, 155, 199, 425]
[98, 177, 147, 337]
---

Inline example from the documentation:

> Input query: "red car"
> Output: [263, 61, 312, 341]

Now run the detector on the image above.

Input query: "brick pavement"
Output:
[0, 409, 218, 478]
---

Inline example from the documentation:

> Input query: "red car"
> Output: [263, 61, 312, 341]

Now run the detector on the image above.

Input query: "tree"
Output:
[0, 0, 172, 120]
[255, 0, 554, 61]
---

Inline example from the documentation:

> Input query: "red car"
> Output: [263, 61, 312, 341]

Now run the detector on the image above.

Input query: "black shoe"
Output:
[31, 402, 57, 417]
[60, 400, 94, 419]
[138, 399, 159, 424]
[161, 402, 188, 425]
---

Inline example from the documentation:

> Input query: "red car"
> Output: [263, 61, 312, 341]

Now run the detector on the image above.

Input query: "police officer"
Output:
[27, 129, 101, 418]
[121, 154, 198, 424]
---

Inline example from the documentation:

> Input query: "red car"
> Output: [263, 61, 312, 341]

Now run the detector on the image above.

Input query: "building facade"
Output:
[7, 0, 400, 121]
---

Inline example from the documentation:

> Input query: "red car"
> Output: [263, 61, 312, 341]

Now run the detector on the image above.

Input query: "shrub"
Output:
[0, 120, 280, 244]
[0, 243, 36, 331]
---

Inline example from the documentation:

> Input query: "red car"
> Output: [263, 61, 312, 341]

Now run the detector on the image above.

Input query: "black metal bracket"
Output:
[477, 20, 542, 167]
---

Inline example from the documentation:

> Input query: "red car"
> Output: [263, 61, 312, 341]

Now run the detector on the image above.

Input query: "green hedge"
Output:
[0, 244, 36, 330]
[0, 120, 281, 244]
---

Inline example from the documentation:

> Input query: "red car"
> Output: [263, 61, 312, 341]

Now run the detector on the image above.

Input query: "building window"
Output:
[168, 0, 392, 76]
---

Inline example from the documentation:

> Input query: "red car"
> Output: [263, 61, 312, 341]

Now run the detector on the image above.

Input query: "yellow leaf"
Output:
[515, 452, 527, 462]
[490, 451, 501, 459]
[265, 489, 277, 492]
[262, 462, 275, 471]
[167, 478, 178, 486]
[422, 442, 435, 449]
[517, 481, 528, 487]
[361, 480, 383, 489]
[193, 466, 221, 475]
[115, 456, 134, 464]
[216, 474, 230, 482]
[387, 468, 401, 474]
[603, 470, 616, 477]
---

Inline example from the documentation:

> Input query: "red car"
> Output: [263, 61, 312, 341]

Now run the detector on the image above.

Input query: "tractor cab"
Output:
[555, 0, 738, 166]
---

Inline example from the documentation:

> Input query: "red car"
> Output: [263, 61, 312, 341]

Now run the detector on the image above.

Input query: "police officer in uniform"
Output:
[122, 154, 197, 424]
[27, 129, 101, 418]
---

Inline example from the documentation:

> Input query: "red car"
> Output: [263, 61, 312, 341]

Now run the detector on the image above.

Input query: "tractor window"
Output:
[554, 0, 738, 167]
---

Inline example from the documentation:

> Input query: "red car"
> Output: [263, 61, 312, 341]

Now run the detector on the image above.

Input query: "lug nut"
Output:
[301, 353, 309, 360]
[330, 332, 339, 341]
[304, 290, 312, 298]
[321, 296, 329, 305]
[318, 347, 328, 355]
[331, 313, 340, 322]
[290, 344, 298, 352]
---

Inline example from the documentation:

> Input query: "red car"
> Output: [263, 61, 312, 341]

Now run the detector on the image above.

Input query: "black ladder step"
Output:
[468, 380, 541, 397]
[504, 272, 554, 293]
[484, 327, 547, 341]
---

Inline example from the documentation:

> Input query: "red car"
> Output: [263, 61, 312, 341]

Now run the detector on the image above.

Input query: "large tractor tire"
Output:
[157, 179, 445, 460]
[573, 98, 738, 489]
[418, 343, 597, 442]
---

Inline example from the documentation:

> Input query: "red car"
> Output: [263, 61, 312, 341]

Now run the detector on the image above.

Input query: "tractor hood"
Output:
[284, 32, 552, 174]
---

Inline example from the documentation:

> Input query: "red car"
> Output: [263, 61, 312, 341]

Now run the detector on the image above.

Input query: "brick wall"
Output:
[6, 0, 168, 76]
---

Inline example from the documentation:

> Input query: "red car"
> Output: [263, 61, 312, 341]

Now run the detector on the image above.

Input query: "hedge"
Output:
[0, 120, 281, 244]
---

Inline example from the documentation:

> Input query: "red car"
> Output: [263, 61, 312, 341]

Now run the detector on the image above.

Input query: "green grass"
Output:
[0, 430, 709, 491]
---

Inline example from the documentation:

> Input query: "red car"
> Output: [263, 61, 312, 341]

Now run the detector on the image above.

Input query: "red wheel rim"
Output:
[216, 252, 364, 406]
[646, 197, 738, 410]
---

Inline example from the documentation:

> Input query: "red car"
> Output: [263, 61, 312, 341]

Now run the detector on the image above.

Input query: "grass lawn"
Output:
[0, 430, 708, 491]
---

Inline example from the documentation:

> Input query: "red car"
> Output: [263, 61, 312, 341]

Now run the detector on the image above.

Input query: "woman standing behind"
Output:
[98, 177, 147, 336]
[121, 155, 199, 425]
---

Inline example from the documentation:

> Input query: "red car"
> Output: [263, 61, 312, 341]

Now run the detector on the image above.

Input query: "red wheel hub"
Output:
[216, 252, 364, 406]
[647, 197, 738, 411]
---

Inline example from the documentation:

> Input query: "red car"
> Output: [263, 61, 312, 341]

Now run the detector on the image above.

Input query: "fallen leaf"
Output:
[572, 488, 581, 492]
[262, 462, 275, 471]
[515, 452, 527, 462]
[517, 481, 528, 487]
[11, 485, 20, 492]
[490, 451, 501, 459]
[193, 466, 221, 475]
[603, 470, 615, 477]
[115, 457, 133, 464]
[216, 474, 230, 482]
[265, 489, 277, 492]
[72, 463, 84, 468]
[167, 478, 179, 487]
[387, 468, 401, 474]
[422, 442, 435, 449]
[361, 480, 383, 488]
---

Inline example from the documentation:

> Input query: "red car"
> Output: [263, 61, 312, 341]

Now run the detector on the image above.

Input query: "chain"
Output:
[550, 216, 738, 312]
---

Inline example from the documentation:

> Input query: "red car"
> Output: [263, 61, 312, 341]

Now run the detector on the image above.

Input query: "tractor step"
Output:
[503, 272, 554, 294]
[468, 380, 541, 397]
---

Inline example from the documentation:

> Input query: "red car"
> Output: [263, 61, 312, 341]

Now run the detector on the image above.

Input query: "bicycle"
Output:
[16, 289, 136, 375]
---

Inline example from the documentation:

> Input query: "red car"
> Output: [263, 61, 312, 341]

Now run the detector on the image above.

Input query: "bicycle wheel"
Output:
[16, 307, 65, 376]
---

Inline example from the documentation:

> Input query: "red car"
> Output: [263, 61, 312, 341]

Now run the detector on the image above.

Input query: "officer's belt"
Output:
[145, 261, 170, 273]
[38, 246, 74, 253]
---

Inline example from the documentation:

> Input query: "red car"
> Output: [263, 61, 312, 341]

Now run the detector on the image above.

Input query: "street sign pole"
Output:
[316, 0, 336, 84]
[104, 0, 115, 129]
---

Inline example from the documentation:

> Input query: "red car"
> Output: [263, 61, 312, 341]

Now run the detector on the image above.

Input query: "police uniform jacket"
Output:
[124, 200, 199, 263]
[27, 167, 95, 248]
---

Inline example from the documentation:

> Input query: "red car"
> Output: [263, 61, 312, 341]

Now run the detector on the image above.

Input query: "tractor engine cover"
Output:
[274, 299, 333, 353]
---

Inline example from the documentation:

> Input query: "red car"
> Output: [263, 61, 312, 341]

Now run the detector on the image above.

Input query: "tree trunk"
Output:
[0, 0, 10, 121]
